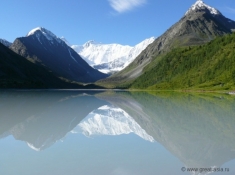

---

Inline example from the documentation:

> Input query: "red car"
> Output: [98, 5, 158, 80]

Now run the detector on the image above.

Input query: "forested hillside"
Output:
[130, 33, 235, 90]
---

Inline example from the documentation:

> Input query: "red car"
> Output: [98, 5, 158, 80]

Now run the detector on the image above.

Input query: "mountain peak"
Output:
[26, 27, 61, 42]
[83, 40, 97, 47]
[11, 27, 108, 83]
[71, 37, 155, 74]
[185, 0, 220, 16]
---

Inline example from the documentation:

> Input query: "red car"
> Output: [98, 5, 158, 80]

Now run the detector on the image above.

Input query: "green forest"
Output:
[130, 33, 235, 90]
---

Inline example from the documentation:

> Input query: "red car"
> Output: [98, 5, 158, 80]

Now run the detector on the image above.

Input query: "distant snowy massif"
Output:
[69, 38, 155, 74]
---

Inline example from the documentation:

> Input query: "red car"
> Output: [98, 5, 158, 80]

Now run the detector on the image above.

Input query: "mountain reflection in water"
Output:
[0, 90, 234, 175]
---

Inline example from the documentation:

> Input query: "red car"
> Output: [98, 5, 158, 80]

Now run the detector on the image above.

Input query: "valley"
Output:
[1, 0, 235, 91]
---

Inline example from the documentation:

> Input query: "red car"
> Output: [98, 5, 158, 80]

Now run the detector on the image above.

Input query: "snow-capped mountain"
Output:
[10, 27, 108, 83]
[185, 0, 220, 16]
[71, 37, 155, 74]
[71, 105, 155, 142]
[102, 0, 235, 84]
[0, 38, 12, 47]
[26, 27, 62, 43]
[185, 0, 235, 32]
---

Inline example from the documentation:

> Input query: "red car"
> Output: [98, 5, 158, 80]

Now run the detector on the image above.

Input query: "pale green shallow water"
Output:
[0, 90, 234, 175]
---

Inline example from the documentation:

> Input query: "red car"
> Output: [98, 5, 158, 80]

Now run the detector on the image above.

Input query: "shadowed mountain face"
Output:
[0, 90, 109, 151]
[0, 43, 80, 88]
[0, 39, 12, 47]
[97, 91, 235, 172]
[100, 1, 235, 87]
[10, 28, 108, 83]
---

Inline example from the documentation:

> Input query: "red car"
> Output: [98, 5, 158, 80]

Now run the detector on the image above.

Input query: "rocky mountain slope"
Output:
[0, 39, 12, 47]
[98, 0, 235, 88]
[10, 27, 108, 83]
[130, 32, 235, 90]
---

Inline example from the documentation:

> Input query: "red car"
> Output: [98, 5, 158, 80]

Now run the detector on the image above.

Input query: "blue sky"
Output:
[1, 0, 235, 46]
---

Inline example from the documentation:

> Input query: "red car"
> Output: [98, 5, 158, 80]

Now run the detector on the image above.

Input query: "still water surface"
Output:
[0, 90, 235, 175]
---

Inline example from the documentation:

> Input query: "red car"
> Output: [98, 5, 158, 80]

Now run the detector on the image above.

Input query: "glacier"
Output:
[71, 37, 155, 74]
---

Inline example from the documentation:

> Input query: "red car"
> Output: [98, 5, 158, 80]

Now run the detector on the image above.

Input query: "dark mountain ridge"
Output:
[0, 42, 82, 88]
[10, 27, 108, 83]
[0, 38, 12, 47]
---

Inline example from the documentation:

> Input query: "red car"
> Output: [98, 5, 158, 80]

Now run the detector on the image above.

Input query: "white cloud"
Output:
[108, 0, 147, 13]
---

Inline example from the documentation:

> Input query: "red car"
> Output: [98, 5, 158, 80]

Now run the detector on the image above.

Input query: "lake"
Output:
[0, 90, 235, 175]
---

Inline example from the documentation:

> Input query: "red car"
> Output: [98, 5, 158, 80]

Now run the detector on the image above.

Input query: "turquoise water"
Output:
[0, 90, 234, 175]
